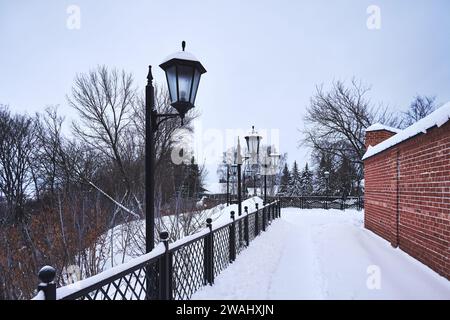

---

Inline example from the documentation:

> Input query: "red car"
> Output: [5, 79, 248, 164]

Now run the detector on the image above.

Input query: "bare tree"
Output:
[402, 95, 437, 127]
[300, 79, 401, 193]
[0, 105, 38, 223]
[301, 79, 400, 163]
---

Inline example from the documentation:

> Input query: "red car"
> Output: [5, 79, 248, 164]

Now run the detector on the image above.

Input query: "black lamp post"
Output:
[324, 171, 330, 209]
[236, 139, 243, 216]
[261, 155, 271, 204]
[145, 41, 206, 253]
[230, 163, 238, 202]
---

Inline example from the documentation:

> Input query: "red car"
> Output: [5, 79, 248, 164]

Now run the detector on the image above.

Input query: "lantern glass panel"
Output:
[177, 65, 194, 102]
[190, 69, 201, 104]
[166, 65, 177, 103]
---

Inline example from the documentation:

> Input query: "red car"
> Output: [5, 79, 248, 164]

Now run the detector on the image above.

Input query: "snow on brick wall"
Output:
[364, 121, 450, 280]
[365, 129, 397, 148]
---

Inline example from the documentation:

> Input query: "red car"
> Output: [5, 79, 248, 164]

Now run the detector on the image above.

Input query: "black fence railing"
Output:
[270, 196, 364, 211]
[33, 200, 281, 300]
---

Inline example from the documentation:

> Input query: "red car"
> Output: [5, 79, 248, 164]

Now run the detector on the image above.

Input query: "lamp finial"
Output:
[147, 65, 153, 83]
[182, 41, 186, 51]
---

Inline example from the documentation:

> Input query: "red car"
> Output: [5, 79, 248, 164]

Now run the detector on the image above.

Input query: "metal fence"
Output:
[271, 196, 364, 211]
[34, 200, 281, 300]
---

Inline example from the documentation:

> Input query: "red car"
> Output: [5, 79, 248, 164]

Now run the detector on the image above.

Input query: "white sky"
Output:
[1, 0, 449, 190]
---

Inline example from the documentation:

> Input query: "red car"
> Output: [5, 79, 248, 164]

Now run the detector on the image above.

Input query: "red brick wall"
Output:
[365, 129, 397, 148]
[364, 121, 450, 279]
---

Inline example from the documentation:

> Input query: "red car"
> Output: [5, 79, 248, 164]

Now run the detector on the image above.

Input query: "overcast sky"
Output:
[1, 0, 449, 190]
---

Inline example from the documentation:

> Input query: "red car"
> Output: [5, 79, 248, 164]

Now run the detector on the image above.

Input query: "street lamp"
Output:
[159, 41, 207, 120]
[145, 41, 206, 253]
[244, 126, 262, 198]
[324, 171, 330, 209]
[245, 125, 262, 163]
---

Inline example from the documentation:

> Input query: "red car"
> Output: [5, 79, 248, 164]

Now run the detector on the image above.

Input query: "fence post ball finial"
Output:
[206, 218, 213, 231]
[38, 265, 56, 284]
[160, 231, 169, 241]
[230, 211, 235, 220]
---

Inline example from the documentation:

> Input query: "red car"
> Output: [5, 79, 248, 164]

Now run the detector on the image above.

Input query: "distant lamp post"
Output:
[245, 126, 262, 198]
[260, 147, 281, 204]
[324, 171, 330, 209]
[236, 139, 243, 215]
[261, 155, 271, 204]
[242, 152, 251, 198]
[245, 126, 262, 162]
[146, 41, 206, 253]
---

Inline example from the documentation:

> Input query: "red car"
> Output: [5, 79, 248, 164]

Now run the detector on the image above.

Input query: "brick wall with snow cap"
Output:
[364, 123, 401, 148]
[363, 102, 450, 280]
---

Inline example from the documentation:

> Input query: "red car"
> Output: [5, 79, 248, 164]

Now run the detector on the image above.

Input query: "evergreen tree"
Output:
[174, 156, 204, 198]
[289, 161, 302, 196]
[335, 157, 352, 197]
[301, 162, 314, 195]
[279, 163, 291, 194]
[313, 152, 335, 195]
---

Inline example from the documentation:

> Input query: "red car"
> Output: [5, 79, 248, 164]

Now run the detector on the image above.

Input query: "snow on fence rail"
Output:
[272, 196, 364, 211]
[32, 200, 281, 300]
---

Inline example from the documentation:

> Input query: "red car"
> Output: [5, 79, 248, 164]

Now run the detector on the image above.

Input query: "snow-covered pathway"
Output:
[192, 208, 450, 300]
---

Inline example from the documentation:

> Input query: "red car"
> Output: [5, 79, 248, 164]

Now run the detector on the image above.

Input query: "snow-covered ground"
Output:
[193, 208, 450, 300]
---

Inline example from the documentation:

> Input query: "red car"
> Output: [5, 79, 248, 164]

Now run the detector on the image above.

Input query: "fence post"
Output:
[277, 200, 280, 218]
[244, 206, 249, 246]
[279, 200, 281, 217]
[262, 205, 266, 232]
[159, 231, 171, 300]
[272, 203, 275, 220]
[37, 266, 56, 300]
[204, 218, 214, 285]
[255, 203, 259, 236]
[229, 211, 236, 262]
